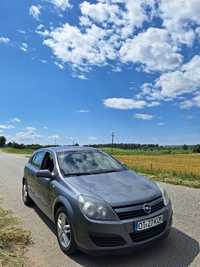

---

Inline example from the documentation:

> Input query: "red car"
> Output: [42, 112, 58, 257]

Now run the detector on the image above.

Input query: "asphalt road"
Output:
[0, 152, 199, 267]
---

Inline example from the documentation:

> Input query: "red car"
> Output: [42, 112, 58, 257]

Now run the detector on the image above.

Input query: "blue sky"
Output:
[0, 0, 200, 145]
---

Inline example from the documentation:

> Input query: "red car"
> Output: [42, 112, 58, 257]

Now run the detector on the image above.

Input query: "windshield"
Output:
[57, 150, 125, 176]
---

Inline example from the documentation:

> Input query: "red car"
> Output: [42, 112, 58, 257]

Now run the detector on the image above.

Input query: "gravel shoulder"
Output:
[0, 152, 199, 267]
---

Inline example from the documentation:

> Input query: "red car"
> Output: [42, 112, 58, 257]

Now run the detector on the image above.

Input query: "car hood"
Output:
[65, 170, 161, 207]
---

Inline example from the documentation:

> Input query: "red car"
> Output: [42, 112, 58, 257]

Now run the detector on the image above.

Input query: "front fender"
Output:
[52, 195, 74, 223]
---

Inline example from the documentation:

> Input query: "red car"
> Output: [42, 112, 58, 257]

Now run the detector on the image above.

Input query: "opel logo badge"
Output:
[143, 203, 151, 214]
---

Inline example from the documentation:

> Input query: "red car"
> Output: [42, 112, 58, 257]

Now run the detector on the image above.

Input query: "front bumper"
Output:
[74, 202, 173, 254]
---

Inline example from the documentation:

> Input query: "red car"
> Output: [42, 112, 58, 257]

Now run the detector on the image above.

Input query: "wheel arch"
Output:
[52, 196, 74, 224]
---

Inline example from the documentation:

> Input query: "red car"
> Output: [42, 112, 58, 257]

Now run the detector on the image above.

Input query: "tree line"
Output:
[1, 135, 200, 153]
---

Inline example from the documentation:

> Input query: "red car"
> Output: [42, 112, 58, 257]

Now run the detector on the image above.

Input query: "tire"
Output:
[55, 207, 77, 255]
[22, 179, 32, 206]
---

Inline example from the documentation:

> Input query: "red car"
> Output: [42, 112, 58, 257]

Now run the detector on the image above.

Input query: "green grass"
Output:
[0, 147, 34, 155]
[0, 204, 32, 266]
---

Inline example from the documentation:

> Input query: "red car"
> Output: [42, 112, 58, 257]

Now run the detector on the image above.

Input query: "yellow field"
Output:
[116, 154, 200, 188]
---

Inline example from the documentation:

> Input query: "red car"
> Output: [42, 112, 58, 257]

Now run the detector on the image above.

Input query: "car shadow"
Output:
[32, 205, 199, 267]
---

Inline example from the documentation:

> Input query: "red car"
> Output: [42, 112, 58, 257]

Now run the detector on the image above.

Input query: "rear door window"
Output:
[31, 151, 45, 168]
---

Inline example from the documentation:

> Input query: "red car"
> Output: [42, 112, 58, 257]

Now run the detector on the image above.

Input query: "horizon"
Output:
[0, 0, 200, 146]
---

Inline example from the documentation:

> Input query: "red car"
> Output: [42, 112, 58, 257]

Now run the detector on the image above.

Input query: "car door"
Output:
[28, 151, 46, 204]
[35, 151, 56, 218]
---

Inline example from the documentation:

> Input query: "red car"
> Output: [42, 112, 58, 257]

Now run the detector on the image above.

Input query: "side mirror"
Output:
[36, 170, 53, 179]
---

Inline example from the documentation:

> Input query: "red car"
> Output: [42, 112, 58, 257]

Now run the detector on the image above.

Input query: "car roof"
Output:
[36, 146, 98, 154]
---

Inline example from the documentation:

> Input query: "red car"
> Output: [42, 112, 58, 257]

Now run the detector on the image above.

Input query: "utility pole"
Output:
[111, 132, 115, 153]
[111, 132, 115, 146]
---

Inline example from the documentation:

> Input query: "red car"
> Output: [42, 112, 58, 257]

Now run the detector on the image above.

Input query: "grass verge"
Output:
[130, 168, 200, 188]
[0, 148, 34, 155]
[0, 205, 32, 267]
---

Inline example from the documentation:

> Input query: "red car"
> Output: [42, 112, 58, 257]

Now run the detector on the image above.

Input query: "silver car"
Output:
[22, 146, 173, 255]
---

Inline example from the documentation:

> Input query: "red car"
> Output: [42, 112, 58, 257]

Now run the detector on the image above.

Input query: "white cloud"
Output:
[0, 37, 10, 44]
[46, 0, 71, 11]
[11, 118, 21, 123]
[103, 98, 147, 109]
[44, 23, 116, 71]
[20, 42, 28, 52]
[75, 74, 88, 80]
[26, 126, 37, 131]
[17, 30, 26, 34]
[157, 122, 165, 126]
[42, 0, 157, 72]
[40, 59, 48, 64]
[0, 130, 3, 134]
[13, 128, 41, 143]
[156, 55, 200, 98]
[80, 1, 120, 24]
[77, 109, 90, 113]
[134, 113, 154, 120]
[0, 124, 15, 129]
[29, 5, 41, 20]
[136, 55, 200, 108]
[159, 0, 200, 46]
[54, 61, 64, 69]
[80, 0, 155, 37]
[120, 27, 182, 72]
[36, 24, 49, 37]
[180, 94, 200, 109]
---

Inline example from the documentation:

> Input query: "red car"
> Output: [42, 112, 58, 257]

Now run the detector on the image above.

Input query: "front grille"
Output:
[90, 233, 126, 247]
[130, 222, 166, 242]
[114, 197, 164, 220]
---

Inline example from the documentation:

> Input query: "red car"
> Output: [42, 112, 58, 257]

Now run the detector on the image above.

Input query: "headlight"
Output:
[157, 183, 170, 206]
[78, 195, 118, 221]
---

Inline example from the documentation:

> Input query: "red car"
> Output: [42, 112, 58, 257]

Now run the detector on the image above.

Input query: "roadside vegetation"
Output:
[0, 147, 34, 155]
[0, 204, 32, 266]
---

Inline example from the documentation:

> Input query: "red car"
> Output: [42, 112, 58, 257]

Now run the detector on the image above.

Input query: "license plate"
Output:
[135, 214, 164, 232]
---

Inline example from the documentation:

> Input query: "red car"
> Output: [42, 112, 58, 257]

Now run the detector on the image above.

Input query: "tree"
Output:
[182, 144, 188, 150]
[0, 136, 6, 147]
[193, 144, 200, 153]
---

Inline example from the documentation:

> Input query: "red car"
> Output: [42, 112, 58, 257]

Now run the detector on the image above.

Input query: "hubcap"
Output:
[23, 184, 28, 202]
[57, 212, 71, 249]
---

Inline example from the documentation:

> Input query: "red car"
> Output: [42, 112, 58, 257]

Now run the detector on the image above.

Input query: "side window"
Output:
[31, 151, 45, 168]
[41, 152, 55, 172]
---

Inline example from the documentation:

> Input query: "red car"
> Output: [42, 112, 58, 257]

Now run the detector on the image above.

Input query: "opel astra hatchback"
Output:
[22, 146, 173, 255]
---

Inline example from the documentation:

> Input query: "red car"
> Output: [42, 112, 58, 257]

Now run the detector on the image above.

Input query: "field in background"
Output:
[1, 147, 200, 188]
[115, 154, 200, 188]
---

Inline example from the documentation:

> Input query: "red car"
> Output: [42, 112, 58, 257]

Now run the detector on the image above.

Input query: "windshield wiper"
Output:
[63, 168, 125, 177]
[99, 168, 124, 174]
[64, 172, 98, 177]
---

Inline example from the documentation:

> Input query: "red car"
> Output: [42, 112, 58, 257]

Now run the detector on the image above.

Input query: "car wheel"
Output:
[56, 207, 77, 255]
[22, 179, 32, 206]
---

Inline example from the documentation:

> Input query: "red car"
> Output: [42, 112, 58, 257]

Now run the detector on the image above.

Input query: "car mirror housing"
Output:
[36, 170, 53, 179]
